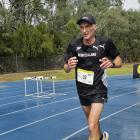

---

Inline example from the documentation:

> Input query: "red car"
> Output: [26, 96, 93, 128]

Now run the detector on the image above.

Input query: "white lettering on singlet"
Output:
[78, 53, 96, 57]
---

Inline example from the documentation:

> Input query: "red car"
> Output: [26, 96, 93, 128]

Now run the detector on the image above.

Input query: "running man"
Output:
[64, 15, 122, 140]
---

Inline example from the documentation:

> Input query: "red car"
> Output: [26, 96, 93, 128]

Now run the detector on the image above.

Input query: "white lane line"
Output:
[62, 102, 140, 140]
[0, 85, 76, 99]
[0, 88, 24, 95]
[0, 95, 23, 100]
[109, 90, 140, 100]
[0, 82, 75, 93]
[0, 81, 137, 106]
[0, 106, 81, 136]
[0, 98, 35, 107]
[0, 88, 139, 136]
[0, 91, 72, 107]
[0, 90, 139, 117]
[0, 83, 134, 101]
[0, 97, 78, 117]
[0, 86, 76, 100]
[0, 91, 140, 117]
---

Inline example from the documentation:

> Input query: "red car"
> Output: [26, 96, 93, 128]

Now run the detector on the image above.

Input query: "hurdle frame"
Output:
[24, 76, 67, 98]
[24, 76, 51, 98]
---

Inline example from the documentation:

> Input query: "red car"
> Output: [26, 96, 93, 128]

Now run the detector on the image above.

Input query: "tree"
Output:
[0, 0, 140, 62]
[126, 11, 140, 62]
[0, 2, 15, 56]
[62, 18, 79, 49]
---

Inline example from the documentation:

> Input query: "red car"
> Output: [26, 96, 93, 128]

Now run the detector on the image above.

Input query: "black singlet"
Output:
[64, 36, 120, 96]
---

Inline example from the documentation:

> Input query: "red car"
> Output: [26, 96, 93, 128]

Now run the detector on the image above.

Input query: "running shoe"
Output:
[102, 132, 109, 140]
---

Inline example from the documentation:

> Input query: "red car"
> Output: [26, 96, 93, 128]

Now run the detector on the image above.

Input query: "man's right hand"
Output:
[68, 57, 78, 69]
[64, 57, 78, 73]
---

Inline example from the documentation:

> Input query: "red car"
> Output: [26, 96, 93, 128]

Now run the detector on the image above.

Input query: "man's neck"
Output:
[83, 36, 96, 46]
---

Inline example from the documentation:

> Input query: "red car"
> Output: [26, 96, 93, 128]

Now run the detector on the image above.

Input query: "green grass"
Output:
[107, 63, 133, 76]
[0, 63, 133, 82]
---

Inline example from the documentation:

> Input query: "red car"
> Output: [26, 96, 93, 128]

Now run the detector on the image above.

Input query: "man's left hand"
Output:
[99, 57, 114, 69]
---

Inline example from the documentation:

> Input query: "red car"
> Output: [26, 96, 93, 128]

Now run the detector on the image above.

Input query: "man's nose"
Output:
[83, 28, 86, 33]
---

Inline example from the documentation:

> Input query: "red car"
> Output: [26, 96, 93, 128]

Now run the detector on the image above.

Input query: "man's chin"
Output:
[83, 36, 90, 40]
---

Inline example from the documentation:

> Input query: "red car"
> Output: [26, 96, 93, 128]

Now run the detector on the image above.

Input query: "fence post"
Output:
[44, 57, 46, 71]
[15, 54, 18, 72]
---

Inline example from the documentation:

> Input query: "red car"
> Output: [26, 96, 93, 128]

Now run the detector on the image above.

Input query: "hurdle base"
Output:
[47, 93, 67, 97]
[25, 92, 52, 98]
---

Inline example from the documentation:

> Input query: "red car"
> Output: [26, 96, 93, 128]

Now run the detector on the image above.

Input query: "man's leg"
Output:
[88, 103, 104, 140]
[82, 105, 91, 119]
[81, 105, 91, 140]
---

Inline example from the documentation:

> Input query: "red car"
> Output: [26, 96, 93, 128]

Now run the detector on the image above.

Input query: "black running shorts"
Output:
[78, 92, 108, 106]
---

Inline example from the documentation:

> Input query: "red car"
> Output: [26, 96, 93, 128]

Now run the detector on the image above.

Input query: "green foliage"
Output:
[62, 18, 79, 49]
[0, 41, 13, 56]
[0, 0, 140, 62]
[10, 23, 54, 57]
[125, 11, 140, 62]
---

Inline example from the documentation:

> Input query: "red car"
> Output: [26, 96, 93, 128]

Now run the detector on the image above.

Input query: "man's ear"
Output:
[94, 24, 97, 31]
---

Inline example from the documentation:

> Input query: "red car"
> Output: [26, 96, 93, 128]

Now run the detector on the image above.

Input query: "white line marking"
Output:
[0, 85, 76, 97]
[0, 97, 78, 117]
[0, 86, 76, 100]
[0, 95, 23, 100]
[0, 81, 75, 93]
[0, 90, 139, 117]
[0, 98, 35, 107]
[0, 75, 139, 137]
[0, 90, 74, 107]
[0, 80, 136, 104]
[0, 81, 71, 91]
[109, 90, 140, 100]
[62, 102, 140, 140]
[0, 106, 81, 136]
[0, 88, 139, 136]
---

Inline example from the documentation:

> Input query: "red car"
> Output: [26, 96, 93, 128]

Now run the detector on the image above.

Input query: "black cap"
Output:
[77, 15, 96, 25]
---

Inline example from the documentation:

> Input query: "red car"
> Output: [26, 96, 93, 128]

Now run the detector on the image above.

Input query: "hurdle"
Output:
[24, 76, 51, 98]
[47, 76, 67, 96]
[24, 75, 67, 98]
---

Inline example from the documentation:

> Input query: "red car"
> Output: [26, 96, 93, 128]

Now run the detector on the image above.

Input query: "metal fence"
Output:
[0, 55, 64, 73]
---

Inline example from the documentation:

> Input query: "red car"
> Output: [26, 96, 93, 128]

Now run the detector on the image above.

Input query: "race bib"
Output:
[77, 68, 94, 85]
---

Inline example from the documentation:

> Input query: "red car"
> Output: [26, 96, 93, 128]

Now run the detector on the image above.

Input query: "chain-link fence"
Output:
[0, 55, 64, 73]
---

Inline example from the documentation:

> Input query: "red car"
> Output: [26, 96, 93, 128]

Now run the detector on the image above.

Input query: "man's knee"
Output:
[88, 122, 100, 134]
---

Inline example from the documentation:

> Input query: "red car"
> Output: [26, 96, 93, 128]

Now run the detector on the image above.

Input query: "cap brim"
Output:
[77, 19, 94, 25]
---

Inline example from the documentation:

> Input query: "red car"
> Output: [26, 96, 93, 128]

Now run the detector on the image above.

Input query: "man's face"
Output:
[79, 23, 96, 40]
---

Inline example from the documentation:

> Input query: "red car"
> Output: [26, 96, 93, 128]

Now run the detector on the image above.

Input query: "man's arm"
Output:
[112, 56, 122, 68]
[100, 56, 122, 69]
[64, 63, 71, 73]
[64, 57, 78, 73]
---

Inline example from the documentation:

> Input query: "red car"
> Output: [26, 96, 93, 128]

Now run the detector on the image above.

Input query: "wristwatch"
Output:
[111, 62, 115, 68]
